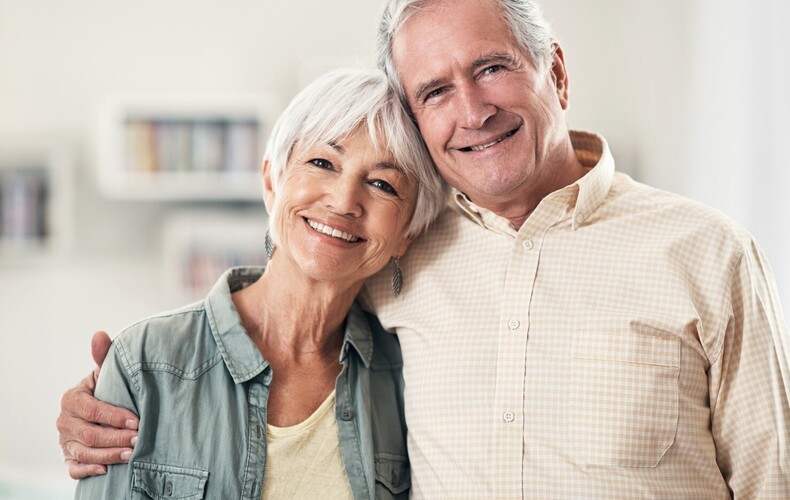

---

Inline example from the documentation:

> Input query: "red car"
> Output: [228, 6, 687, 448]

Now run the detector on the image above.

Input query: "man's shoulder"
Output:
[361, 308, 404, 370]
[609, 173, 753, 247]
[406, 203, 490, 259]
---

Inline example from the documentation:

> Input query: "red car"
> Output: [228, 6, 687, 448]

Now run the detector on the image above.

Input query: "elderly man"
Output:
[59, 0, 789, 497]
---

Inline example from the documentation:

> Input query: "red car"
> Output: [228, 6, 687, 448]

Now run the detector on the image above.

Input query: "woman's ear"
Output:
[262, 159, 275, 213]
[395, 236, 415, 259]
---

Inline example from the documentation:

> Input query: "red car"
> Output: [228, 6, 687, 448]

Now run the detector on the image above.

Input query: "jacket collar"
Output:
[205, 267, 374, 384]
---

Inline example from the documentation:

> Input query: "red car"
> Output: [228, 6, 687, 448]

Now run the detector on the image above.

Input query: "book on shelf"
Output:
[182, 246, 268, 296]
[123, 118, 260, 174]
[0, 167, 48, 244]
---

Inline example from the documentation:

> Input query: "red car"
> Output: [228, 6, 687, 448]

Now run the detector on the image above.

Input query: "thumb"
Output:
[91, 330, 112, 368]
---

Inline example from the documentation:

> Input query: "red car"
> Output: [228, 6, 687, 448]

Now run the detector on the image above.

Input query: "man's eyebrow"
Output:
[471, 53, 518, 70]
[412, 53, 519, 102]
[414, 78, 443, 102]
[328, 141, 344, 153]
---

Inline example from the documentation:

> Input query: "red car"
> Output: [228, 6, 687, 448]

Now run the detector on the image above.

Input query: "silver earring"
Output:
[265, 229, 275, 259]
[391, 257, 403, 297]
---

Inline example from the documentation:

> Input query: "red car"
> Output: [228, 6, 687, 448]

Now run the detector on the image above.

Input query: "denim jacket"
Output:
[75, 267, 409, 499]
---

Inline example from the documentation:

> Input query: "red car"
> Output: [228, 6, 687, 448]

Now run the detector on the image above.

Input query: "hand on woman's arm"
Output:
[56, 331, 139, 479]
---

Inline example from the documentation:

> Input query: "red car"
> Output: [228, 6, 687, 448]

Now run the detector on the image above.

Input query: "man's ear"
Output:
[549, 41, 570, 110]
[262, 159, 275, 213]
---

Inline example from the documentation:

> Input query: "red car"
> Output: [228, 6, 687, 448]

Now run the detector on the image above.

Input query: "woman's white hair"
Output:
[376, 0, 555, 103]
[263, 67, 447, 243]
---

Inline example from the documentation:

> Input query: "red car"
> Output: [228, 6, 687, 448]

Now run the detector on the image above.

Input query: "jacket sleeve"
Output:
[709, 239, 790, 497]
[74, 336, 139, 499]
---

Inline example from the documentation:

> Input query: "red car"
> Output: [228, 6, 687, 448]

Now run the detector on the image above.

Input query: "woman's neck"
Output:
[231, 258, 363, 363]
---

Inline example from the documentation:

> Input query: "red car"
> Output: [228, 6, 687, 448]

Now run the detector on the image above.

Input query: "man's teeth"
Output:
[467, 130, 515, 151]
[307, 220, 360, 243]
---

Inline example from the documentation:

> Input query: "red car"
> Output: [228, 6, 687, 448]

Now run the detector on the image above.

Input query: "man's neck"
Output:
[476, 147, 588, 229]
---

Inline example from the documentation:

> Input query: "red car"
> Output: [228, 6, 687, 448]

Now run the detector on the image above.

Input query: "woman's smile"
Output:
[306, 218, 362, 243]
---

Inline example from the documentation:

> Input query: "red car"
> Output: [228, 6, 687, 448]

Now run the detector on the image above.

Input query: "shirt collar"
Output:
[452, 130, 614, 234]
[340, 302, 374, 368]
[205, 267, 269, 384]
[205, 267, 375, 384]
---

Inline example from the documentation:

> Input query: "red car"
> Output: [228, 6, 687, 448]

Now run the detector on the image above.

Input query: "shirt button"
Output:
[522, 239, 534, 250]
[503, 411, 515, 423]
[507, 318, 520, 330]
[341, 409, 354, 421]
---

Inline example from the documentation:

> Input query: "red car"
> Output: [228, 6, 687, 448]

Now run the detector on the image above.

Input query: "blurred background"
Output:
[0, 0, 787, 497]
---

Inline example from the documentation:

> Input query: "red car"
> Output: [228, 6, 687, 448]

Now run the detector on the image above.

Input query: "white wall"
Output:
[0, 0, 786, 497]
[686, 0, 790, 302]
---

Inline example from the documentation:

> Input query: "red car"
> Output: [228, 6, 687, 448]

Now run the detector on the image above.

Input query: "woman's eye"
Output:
[370, 179, 398, 196]
[308, 158, 333, 170]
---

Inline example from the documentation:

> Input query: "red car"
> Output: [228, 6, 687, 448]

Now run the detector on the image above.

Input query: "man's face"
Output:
[392, 0, 570, 209]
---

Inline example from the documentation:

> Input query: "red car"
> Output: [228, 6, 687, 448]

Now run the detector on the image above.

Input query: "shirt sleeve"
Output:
[709, 238, 790, 497]
[73, 337, 139, 499]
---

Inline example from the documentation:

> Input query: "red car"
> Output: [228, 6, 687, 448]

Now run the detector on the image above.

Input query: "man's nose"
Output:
[455, 83, 495, 129]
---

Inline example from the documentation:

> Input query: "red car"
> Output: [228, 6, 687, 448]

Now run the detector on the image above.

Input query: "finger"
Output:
[66, 460, 107, 480]
[60, 383, 139, 430]
[63, 439, 134, 466]
[58, 415, 138, 449]
[83, 398, 139, 430]
[91, 330, 112, 368]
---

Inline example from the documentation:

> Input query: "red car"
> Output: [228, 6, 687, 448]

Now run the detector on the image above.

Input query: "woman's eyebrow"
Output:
[374, 162, 399, 172]
[328, 141, 344, 153]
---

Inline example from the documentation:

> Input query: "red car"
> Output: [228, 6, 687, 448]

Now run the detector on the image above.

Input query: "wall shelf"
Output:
[0, 145, 71, 259]
[163, 210, 269, 302]
[97, 95, 277, 201]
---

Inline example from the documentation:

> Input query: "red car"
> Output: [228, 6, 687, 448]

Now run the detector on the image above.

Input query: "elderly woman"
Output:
[73, 68, 446, 499]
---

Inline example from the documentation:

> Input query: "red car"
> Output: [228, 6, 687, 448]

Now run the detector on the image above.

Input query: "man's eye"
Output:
[370, 179, 398, 196]
[309, 158, 333, 169]
[483, 64, 504, 75]
[425, 87, 445, 101]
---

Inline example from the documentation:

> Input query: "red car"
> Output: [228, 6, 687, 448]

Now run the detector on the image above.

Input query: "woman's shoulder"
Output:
[112, 300, 222, 377]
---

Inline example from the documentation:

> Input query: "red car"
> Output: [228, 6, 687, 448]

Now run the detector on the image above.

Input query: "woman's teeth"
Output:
[307, 220, 359, 243]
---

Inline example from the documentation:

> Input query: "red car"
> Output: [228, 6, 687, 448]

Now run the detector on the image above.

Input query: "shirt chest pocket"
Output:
[374, 453, 410, 498]
[131, 462, 208, 500]
[570, 330, 680, 468]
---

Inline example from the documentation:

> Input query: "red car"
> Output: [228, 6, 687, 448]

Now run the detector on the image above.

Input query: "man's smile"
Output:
[458, 127, 520, 152]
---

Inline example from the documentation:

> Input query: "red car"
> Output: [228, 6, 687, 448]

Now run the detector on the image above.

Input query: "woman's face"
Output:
[265, 127, 416, 289]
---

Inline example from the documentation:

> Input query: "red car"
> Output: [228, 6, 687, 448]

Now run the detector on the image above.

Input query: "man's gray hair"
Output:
[376, 0, 555, 101]
[264, 67, 447, 241]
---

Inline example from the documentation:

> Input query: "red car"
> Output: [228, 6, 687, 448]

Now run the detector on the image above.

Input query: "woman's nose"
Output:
[324, 176, 363, 217]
